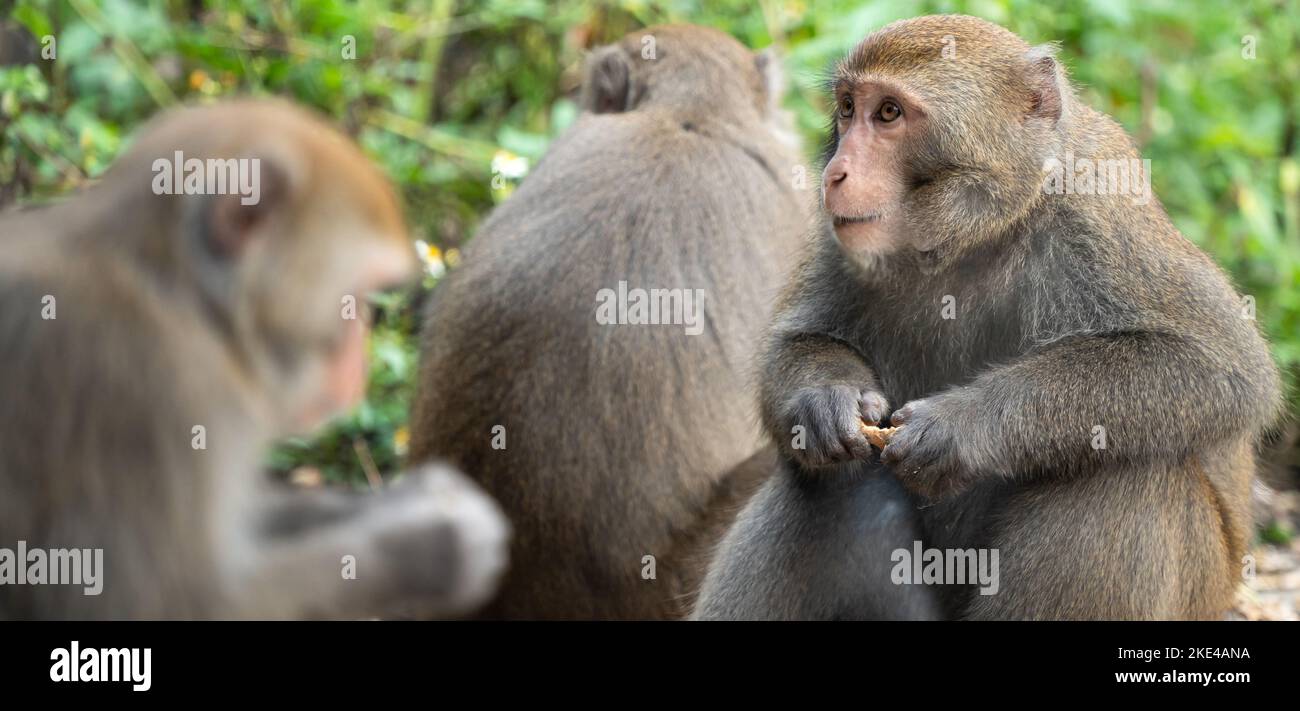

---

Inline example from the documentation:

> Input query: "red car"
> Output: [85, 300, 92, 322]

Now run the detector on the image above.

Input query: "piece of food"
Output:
[861, 424, 899, 449]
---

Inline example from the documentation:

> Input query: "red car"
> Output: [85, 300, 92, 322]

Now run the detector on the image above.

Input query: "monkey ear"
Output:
[1024, 45, 1065, 123]
[200, 157, 292, 260]
[581, 45, 631, 114]
[182, 156, 296, 318]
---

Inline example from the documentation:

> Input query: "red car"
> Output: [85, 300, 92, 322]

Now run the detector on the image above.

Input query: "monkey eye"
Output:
[837, 95, 854, 120]
[876, 100, 902, 123]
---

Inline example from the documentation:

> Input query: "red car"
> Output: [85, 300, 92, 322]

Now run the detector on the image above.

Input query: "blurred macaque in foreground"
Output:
[0, 100, 507, 619]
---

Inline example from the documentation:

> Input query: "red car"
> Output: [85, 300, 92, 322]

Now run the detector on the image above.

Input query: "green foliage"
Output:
[4, 0, 1298, 485]
[1259, 519, 1294, 546]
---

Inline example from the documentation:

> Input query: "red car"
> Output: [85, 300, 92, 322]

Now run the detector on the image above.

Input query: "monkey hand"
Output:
[377, 464, 511, 617]
[780, 384, 889, 468]
[881, 396, 982, 501]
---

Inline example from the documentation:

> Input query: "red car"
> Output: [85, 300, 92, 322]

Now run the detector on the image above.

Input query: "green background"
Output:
[3, 0, 1297, 489]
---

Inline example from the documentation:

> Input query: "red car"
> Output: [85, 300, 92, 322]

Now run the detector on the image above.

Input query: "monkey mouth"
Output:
[832, 212, 883, 227]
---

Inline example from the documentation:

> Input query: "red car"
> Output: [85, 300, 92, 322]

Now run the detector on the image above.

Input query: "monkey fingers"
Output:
[859, 389, 890, 425]
[784, 384, 877, 466]
[880, 400, 974, 500]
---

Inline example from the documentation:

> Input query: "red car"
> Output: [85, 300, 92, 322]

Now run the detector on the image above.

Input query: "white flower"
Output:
[491, 150, 529, 180]
[414, 239, 446, 279]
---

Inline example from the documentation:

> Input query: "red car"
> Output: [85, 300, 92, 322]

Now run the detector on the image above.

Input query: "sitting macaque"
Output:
[696, 15, 1280, 620]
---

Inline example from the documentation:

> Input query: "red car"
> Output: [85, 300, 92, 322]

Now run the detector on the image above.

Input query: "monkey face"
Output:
[251, 209, 414, 434]
[124, 100, 416, 435]
[822, 16, 1070, 262]
[821, 80, 923, 258]
[286, 240, 414, 434]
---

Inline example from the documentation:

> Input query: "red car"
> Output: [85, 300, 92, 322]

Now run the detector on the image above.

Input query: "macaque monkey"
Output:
[0, 100, 507, 619]
[410, 25, 808, 618]
[696, 15, 1281, 620]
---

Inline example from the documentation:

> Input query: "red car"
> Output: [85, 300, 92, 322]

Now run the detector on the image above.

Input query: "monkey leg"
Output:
[693, 457, 943, 620]
[962, 457, 1244, 621]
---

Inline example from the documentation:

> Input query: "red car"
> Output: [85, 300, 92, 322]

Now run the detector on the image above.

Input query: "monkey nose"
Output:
[823, 164, 848, 191]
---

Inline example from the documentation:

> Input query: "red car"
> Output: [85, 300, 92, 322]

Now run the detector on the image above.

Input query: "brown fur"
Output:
[0, 100, 507, 619]
[696, 16, 1281, 620]
[409, 25, 809, 618]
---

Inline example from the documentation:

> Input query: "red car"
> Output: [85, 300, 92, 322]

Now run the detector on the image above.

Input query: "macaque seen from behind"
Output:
[410, 24, 809, 618]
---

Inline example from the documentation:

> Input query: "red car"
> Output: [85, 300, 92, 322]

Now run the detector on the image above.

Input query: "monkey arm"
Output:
[760, 245, 884, 420]
[762, 332, 879, 397]
[954, 328, 1281, 479]
[759, 330, 887, 465]
[758, 242, 893, 466]
[227, 465, 507, 619]
[233, 493, 428, 619]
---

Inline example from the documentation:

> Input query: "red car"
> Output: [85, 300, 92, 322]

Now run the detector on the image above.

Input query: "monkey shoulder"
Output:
[541, 111, 798, 204]
[454, 112, 803, 316]
[0, 256, 246, 466]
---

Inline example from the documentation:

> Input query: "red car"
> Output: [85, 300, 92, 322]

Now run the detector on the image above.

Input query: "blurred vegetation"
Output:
[2, 0, 1297, 486]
